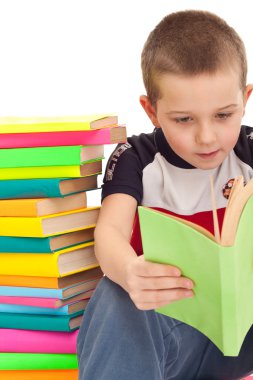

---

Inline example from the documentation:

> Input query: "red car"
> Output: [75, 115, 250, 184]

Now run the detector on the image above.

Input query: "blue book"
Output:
[0, 176, 98, 199]
[0, 278, 99, 299]
[0, 228, 94, 253]
[0, 299, 88, 315]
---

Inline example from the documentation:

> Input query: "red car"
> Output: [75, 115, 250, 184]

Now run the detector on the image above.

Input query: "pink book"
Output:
[0, 125, 126, 148]
[0, 289, 93, 308]
[0, 328, 78, 353]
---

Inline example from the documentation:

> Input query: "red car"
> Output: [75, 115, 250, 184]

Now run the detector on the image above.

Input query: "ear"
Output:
[139, 95, 161, 128]
[244, 84, 253, 105]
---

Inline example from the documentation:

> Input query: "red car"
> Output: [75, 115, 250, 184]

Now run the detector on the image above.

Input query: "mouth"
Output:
[196, 150, 220, 159]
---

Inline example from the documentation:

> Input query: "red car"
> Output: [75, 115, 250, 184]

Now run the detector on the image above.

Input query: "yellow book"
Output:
[0, 160, 102, 180]
[0, 207, 100, 237]
[0, 242, 98, 277]
[0, 193, 87, 217]
[0, 114, 118, 133]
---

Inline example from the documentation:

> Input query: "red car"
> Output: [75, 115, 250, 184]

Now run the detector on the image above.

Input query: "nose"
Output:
[195, 122, 217, 145]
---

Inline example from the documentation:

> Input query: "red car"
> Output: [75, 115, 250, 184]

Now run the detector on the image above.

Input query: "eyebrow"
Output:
[166, 104, 239, 115]
[217, 104, 239, 111]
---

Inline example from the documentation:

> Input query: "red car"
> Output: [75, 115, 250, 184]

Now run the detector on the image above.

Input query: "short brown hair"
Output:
[141, 10, 247, 105]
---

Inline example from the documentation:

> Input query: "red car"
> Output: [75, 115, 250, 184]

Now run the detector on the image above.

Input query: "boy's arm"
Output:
[94, 193, 194, 310]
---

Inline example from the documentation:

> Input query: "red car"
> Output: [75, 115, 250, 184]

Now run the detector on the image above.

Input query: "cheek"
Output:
[220, 122, 241, 149]
[166, 132, 191, 154]
[223, 134, 239, 150]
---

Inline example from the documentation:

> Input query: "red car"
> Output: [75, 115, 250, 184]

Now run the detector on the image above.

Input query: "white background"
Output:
[0, 0, 252, 204]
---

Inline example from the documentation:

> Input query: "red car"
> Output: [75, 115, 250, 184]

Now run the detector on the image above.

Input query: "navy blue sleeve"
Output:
[234, 125, 253, 168]
[101, 142, 144, 204]
[101, 130, 158, 204]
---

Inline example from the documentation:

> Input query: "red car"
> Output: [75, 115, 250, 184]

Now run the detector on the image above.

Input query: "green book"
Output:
[138, 177, 253, 356]
[0, 145, 104, 168]
[0, 353, 77, 370]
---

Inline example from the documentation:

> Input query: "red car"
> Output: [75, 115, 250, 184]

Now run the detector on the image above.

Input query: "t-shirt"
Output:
[101, 126, 253, 254]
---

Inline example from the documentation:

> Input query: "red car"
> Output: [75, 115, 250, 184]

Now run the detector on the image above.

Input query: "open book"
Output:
[138, 176, 253, 356]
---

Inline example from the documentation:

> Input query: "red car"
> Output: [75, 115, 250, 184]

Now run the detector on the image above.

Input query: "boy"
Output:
[77, 10, 253, 379]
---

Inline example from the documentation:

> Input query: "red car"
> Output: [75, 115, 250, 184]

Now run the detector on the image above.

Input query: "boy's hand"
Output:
[124, 254, 194, 310]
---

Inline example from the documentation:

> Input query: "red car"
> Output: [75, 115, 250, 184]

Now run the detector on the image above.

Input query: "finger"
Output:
[134, 256, 182, 277]
[131, 288, 194, 309]
[136, 276, 194, 290]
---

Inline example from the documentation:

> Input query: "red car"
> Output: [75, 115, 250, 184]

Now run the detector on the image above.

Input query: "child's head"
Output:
[140, 10, 253, 170]
[141, 10, 247, 106]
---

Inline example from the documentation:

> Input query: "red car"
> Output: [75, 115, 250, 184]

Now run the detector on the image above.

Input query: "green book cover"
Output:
[0, 145, 104, 168]
[138, 195, 253, 356]
[0, 353, 78, 370]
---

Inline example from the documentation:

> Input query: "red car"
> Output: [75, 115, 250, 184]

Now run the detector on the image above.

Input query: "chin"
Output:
[195, 162, 221, 170]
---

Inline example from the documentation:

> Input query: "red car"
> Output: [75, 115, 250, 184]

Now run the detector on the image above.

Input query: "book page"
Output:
[146, 208, 216, 242]
[210, 176, 221, 243]
[221, 176, 253, 246]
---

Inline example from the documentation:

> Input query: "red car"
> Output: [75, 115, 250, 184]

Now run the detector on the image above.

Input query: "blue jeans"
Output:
[77, 277, 253, 380]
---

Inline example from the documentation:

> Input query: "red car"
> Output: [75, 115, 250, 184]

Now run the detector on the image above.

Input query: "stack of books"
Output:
[0, 114, 127, 379]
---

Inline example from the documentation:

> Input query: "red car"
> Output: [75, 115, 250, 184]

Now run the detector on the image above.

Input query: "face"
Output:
[140, 70, 252, 170]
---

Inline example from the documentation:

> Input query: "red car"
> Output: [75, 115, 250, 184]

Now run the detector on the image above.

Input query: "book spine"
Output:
[0, 303, 74, 315]
[0, 352, 78, 370]
[0, 236, 52, 253]
[0, 163, 102, 179]
[0, 120, 95, 134]
[0, 251, 58, 274]
[0, 193, 87, 217]
[0, 178, 62, 199]
[0, 146, 82, 168]
[0, 274, 59, 288]
[0, 295, 61, 307]
[0, 242, 95, 274]
[0, 328, 78, 353]
[0, 129, 111, 148]
[0, 199, 38, 217]
[0, 369, 79, 380]
[0, 312, 83, 331]
[0, 286, 61, 297]
[0, 216, 48, 237]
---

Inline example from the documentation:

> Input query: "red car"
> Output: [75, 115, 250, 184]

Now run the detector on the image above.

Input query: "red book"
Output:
[0, 125, 126, 148]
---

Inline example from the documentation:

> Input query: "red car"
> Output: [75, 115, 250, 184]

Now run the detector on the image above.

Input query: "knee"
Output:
[88, 276, 132, 312]
[77, 276, 133, 339]
[76, 277, 134, 357]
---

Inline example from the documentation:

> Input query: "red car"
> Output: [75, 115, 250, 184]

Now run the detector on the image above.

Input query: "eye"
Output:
[215, 112, 232, 120]
[175, 116, 193, 124]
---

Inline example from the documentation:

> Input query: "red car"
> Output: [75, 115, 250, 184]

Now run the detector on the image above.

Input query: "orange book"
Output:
[0, 192, 87, 217]
[0, 369, 78, 380]
[0, 267, 103, 288]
